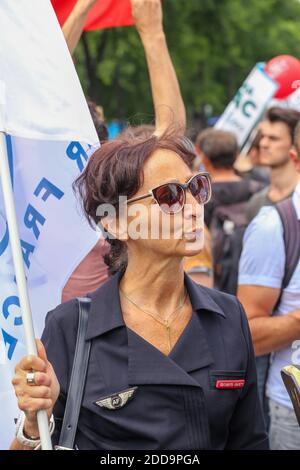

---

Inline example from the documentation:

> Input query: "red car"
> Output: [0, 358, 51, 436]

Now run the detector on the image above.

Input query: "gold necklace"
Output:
[120, 288, 188, 353]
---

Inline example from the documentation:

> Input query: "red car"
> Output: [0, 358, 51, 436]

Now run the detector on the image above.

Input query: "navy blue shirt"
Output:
[42, 272, 269, 450]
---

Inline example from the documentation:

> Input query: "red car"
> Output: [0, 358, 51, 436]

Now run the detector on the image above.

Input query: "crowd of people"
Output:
[9, 0, 300, 451]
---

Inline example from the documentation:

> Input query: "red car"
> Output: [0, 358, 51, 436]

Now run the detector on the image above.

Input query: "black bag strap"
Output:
[275, 198, 300, 308]
[56, 297, 91, 450]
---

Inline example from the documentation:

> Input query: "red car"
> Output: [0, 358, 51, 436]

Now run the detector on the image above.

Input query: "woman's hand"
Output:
[131, 0, 163, 39]
[12, 339, 60, 437]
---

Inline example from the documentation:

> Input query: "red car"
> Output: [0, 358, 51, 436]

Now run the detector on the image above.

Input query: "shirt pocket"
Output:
[209, 370, 246, 391]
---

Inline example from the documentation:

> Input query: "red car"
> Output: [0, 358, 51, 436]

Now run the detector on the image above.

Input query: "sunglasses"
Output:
[126, 172, 212, 214]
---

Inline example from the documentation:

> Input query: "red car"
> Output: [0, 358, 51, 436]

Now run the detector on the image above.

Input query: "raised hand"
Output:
[131, 0, 163, 38]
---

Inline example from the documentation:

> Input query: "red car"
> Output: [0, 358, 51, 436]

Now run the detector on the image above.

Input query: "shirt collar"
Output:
[184, 274, 226, 318]
[85, 270, 225, 340]
[86, 271, 125, 340]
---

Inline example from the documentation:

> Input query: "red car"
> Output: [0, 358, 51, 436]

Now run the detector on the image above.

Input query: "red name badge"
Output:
[215, 379, 245, 389]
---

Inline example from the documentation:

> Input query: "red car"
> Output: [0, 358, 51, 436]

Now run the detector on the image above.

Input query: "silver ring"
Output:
[26, 372, 36, 386]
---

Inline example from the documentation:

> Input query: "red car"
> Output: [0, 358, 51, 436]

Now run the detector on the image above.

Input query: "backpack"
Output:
[275, 197, 300, 306]
[209, 179, 261, 295]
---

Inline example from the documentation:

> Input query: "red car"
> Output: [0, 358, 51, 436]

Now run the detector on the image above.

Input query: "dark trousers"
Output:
[255, 354, 270, 430]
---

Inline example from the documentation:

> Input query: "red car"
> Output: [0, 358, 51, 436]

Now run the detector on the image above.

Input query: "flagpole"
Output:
[0, 131, 53, 450]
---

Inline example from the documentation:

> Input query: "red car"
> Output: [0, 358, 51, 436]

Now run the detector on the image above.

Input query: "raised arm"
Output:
[131, 0, 186, 135]
[62, 0, 98, 56]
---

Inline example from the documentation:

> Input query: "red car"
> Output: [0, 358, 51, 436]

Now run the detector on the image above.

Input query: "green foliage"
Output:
[74, 0, 300, 125]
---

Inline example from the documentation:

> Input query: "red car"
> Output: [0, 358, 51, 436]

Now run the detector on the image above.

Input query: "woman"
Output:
[11, 130, 268, 450]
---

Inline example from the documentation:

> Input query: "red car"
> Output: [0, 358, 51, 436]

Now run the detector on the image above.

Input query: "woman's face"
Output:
[122, 149, 205, 259]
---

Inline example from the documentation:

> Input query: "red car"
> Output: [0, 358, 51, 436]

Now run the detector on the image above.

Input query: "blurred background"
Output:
[72, 0, 300, 136]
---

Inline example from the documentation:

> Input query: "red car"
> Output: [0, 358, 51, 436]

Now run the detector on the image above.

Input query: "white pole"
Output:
[0, 131, 52, 450]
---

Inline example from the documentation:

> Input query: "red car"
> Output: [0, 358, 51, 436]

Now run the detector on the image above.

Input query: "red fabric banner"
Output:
[51, 0, 133, 31]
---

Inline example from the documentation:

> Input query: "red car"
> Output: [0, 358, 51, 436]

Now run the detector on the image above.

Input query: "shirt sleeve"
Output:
[238, 206, 285, 288]
[226, 300, 269, 450]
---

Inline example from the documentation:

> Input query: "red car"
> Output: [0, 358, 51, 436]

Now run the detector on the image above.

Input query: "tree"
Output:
[74, 0, 300, 127]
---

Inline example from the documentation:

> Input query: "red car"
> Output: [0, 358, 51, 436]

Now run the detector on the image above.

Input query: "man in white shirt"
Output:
[238, 121, 300, 450]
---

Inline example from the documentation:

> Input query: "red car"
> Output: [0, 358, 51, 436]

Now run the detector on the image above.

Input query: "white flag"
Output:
[215, 64, 278, 148]
[0, 0, 100, 449]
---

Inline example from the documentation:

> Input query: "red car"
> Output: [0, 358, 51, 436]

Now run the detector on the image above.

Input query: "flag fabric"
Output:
[51, 0, 134, 31]
[0, 0, 100, 449]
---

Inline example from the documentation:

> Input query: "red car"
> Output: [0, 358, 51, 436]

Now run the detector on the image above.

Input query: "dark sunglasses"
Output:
[126, 172, 212, 214]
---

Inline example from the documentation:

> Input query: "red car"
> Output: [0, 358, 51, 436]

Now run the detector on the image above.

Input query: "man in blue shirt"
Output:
[238, 120, 300, 449]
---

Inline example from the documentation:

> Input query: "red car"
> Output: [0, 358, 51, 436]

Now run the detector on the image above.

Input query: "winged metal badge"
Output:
[95, 386, 138, 410]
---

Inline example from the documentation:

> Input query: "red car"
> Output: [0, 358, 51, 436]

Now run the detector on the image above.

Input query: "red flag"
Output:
[51, 0, 134, 31]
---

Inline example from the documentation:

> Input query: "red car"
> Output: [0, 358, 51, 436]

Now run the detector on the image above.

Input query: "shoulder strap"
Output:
[57, 297, 91, 450]
[275, 198, 300, 290]
[247, 178, 264, 196]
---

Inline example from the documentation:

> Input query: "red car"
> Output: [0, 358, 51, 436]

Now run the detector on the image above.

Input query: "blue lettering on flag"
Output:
[0, 144, 75, 363]
[21, 240, 35, 269]
[3, 296, 22, 326]
[34, 178, 64, 201]
[66, 141, 88, 171]
[1, 329, 17, 360]
[24, 204, 46, 239]
[0, 223, 9, 256]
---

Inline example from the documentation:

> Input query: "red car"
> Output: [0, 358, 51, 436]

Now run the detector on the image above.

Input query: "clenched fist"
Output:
[12, 339, 60, 437]
[131, 0, 163, 38]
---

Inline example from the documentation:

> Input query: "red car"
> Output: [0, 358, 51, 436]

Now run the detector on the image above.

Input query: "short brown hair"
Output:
[74, 129, 196, 274]
[266, 106, 300, 142]
[196, 129, 238, 169]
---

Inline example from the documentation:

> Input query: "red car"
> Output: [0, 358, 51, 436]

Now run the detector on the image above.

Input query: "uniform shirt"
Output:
[42, 272, 268, 450]
[238, 181, 300, 409]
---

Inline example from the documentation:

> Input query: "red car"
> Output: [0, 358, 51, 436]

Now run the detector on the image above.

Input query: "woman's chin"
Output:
[182, 237, 204, 256]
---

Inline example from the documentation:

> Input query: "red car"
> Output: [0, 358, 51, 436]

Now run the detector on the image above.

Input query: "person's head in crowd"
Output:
[87, 99, 108, 143]
[74, 129, 211, 276]
[196, 128, 239, 172]
[259, 106, 300, 169]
